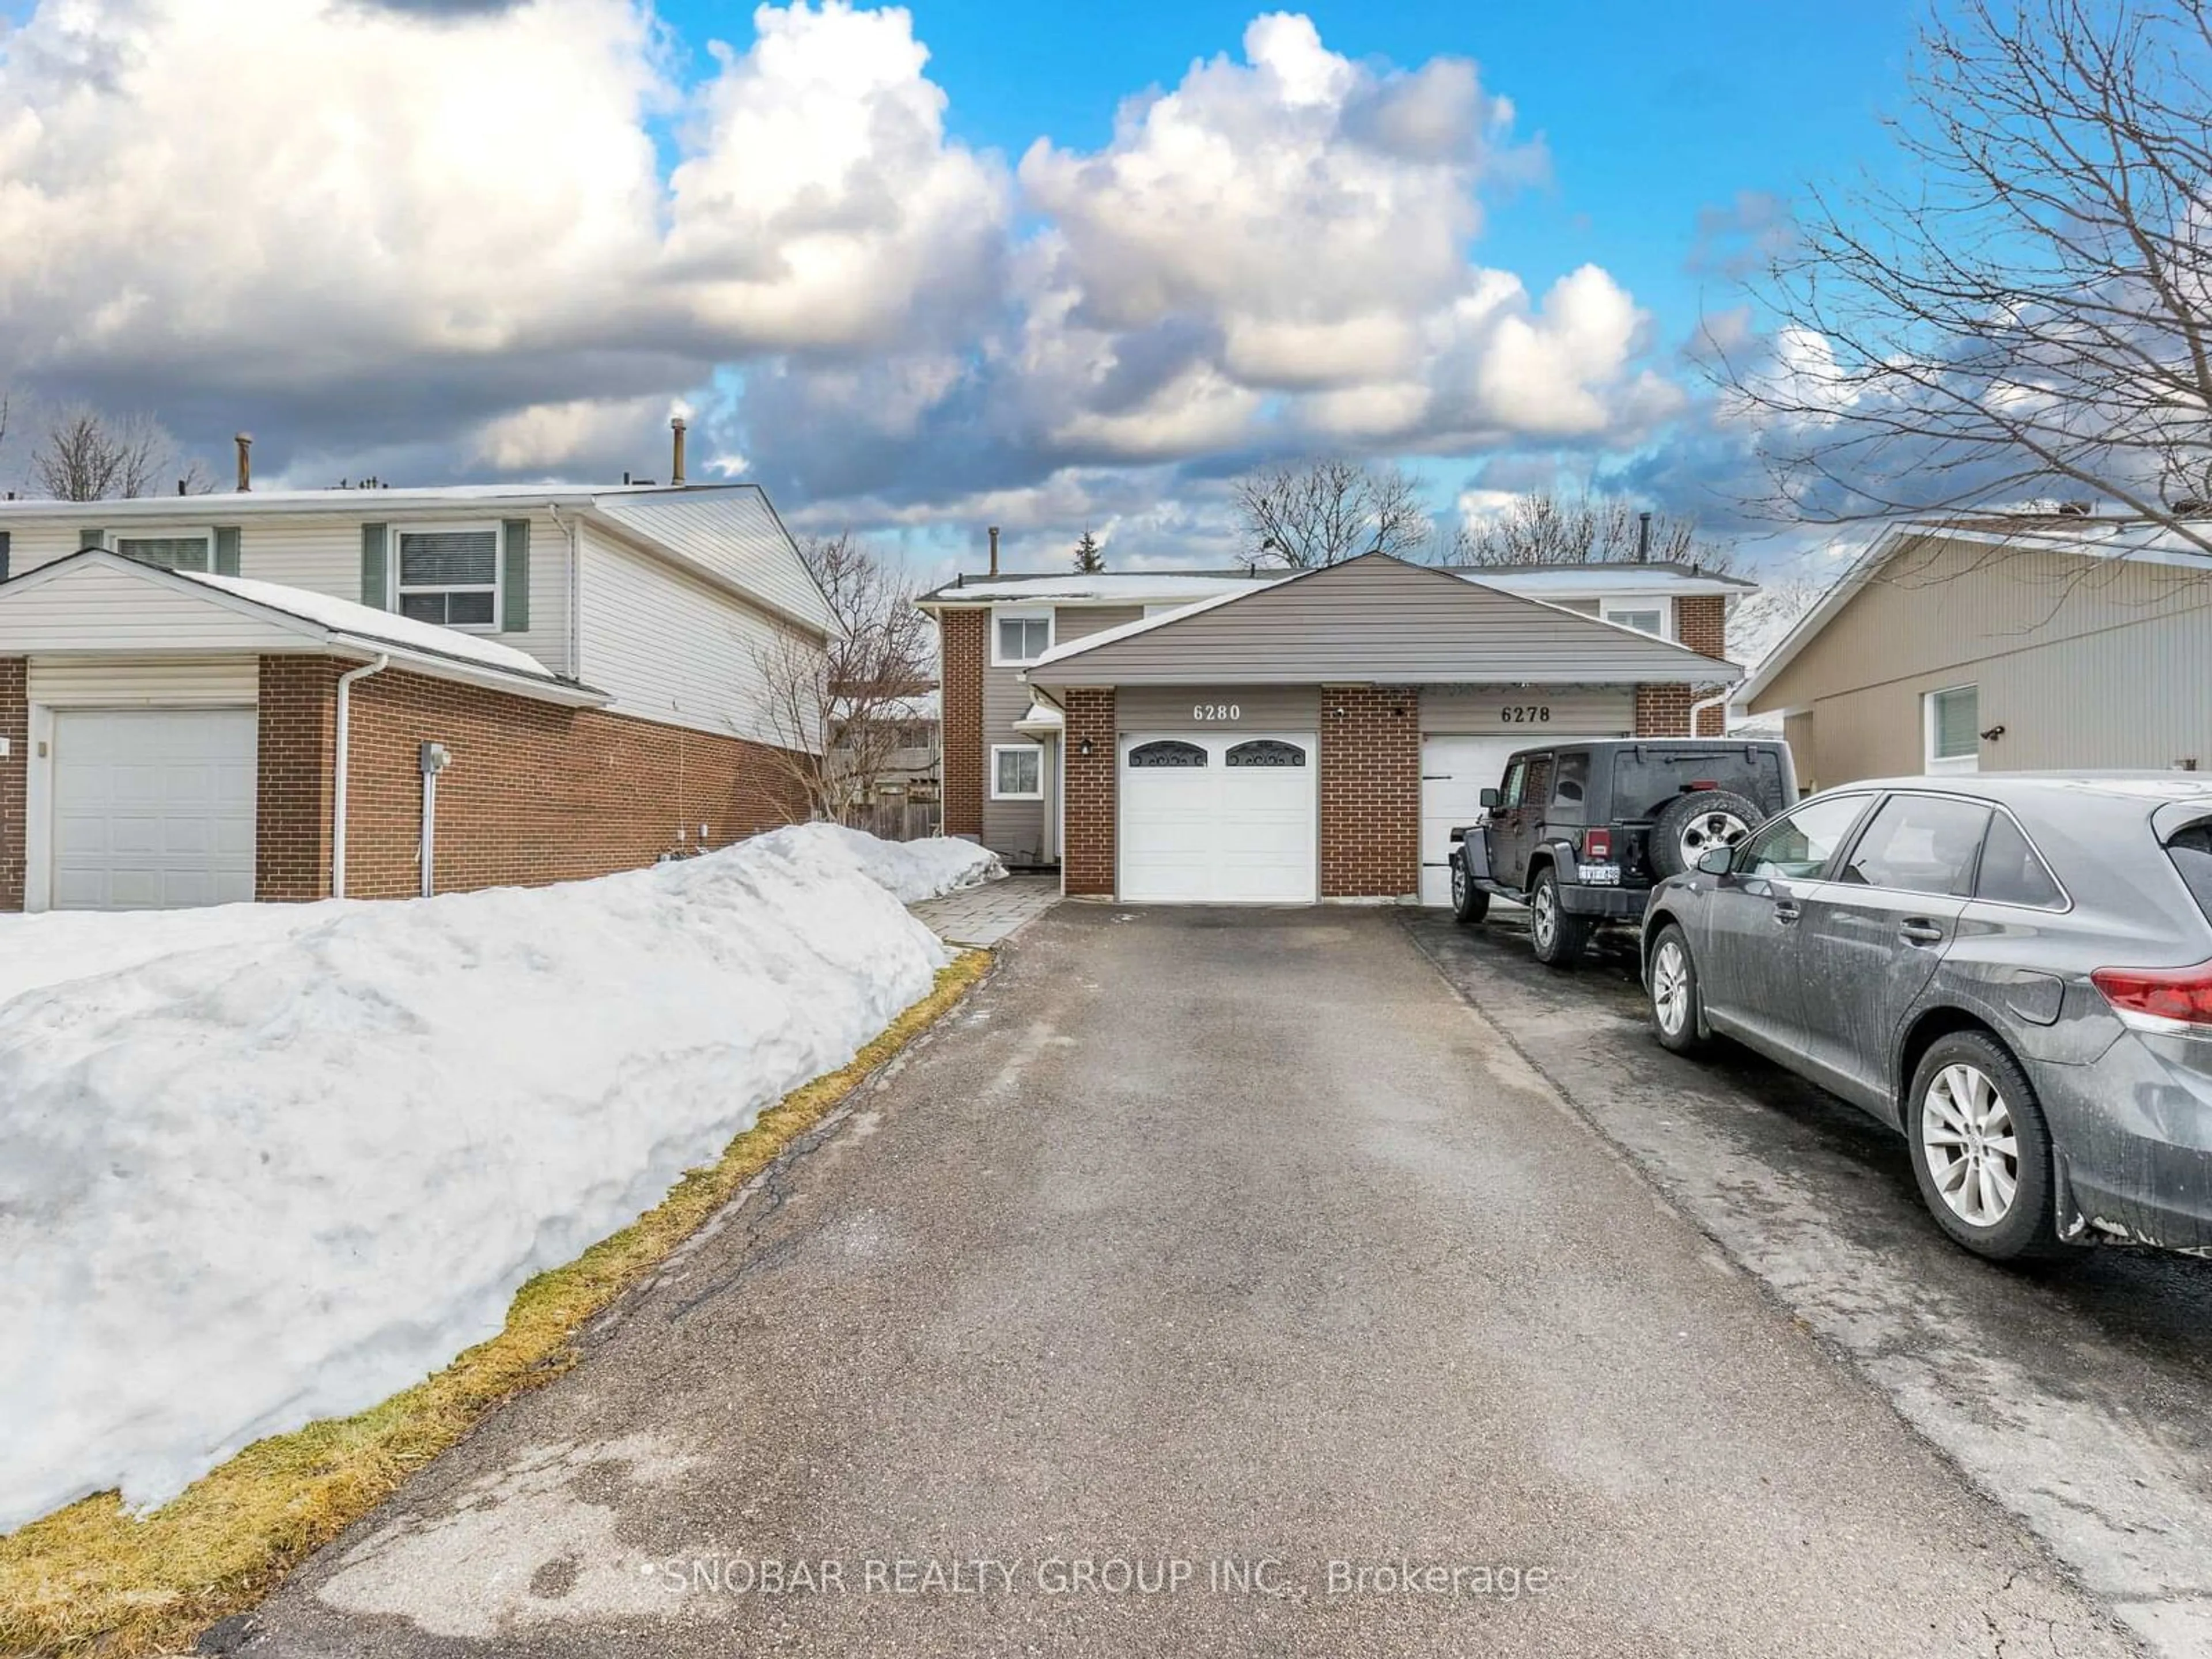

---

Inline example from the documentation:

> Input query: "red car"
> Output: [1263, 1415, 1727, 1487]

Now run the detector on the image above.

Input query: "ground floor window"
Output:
[1925, 684, 1979, 772]
[991, 743, 1044, 799]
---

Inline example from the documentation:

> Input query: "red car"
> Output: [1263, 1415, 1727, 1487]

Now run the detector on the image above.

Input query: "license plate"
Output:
[1577, 864, 1622, 885]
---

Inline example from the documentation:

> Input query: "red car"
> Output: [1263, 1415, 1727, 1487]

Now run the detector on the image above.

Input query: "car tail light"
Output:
[2091, 961, 2212, 1034]
[1583, 828, 1613, 861]
[1687, 779, 1718, 791]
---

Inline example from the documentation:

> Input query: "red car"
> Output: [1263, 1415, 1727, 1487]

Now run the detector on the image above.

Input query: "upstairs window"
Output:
[396, 525, 501, 630]
[993, 610, 1053, 665]
[1603, 603, 1667, 637]
[115, 531, 213, 573]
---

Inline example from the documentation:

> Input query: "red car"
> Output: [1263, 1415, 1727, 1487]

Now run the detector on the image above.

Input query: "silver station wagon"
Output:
[1640, 775, 2212, 1262]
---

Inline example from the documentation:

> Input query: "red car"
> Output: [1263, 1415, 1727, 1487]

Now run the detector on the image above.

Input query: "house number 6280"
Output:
[1192, 703, 1242, 721]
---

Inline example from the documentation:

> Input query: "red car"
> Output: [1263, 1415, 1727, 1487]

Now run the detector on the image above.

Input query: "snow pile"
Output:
[0, 826, 997, 1533]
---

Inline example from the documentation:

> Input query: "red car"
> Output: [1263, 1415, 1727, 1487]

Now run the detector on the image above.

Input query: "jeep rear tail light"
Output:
[2091, 961, 2212, 1034]
[1583, 828, 1613, 861]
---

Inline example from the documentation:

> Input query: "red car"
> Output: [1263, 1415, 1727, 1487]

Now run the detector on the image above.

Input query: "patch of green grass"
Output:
[0, 950, 991, 1658]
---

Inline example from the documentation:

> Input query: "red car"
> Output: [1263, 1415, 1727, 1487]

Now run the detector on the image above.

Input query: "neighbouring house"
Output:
[829, 683, 942, 841]
[0, 481, 834, 911]
[1736, 514, 2212, 790]
[919, 552, 1751, 904]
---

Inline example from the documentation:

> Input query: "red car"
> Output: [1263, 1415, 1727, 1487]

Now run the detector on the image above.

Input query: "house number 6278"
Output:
[1192, 703, 1242, 721]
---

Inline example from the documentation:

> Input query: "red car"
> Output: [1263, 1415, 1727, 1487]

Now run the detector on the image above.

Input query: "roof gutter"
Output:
[332, 654, 389, 900]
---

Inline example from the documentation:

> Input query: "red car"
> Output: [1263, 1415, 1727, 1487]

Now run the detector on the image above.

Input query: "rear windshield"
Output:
[2168, 821, 2212, 922]
[1608, 748, 1789, 819]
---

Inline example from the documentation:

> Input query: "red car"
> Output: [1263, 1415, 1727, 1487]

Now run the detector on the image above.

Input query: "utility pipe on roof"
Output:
[332, 654, 389, 900]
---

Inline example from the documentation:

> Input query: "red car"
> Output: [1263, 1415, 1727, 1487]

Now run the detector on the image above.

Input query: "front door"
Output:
[1695, 793, 1876, 1058]
[1794, 792, 1989, 1117]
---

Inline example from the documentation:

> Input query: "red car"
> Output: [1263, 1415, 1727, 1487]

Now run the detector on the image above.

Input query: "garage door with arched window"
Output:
[1118, 732, 1316, 903]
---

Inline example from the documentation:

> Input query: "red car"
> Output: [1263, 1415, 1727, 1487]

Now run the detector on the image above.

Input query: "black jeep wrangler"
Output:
[1449, 738, 1798, 968]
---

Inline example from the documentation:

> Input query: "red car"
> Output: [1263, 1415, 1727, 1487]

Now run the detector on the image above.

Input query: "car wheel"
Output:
[1528, 869, 1592, 969]
[1649, 789, 1764, 880]
[1647, 923, 1708, 1054]
[1906, 1032, 2060, 1262]
[1450, 857, 1490, 924]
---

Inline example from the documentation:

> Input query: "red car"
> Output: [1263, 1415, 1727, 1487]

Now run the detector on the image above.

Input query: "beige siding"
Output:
[1783, 711, 1819, 790]
[0, 562, 307, 653]
[1116, 685, 1320, 730]
[28, 656, 258, 706]
[1419, 686, 1635, 734]
[1029, 555, 1732, 686]
[577, 525, 812, 751]
[1756, 533, 2212, 783]
[7, 510, 575, 677]
[982, 604, 1141, 859]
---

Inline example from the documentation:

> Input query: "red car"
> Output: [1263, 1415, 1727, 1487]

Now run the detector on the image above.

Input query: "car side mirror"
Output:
[1696, 845, 1737, 877]
[1479, 787, 1501, 809]
[1449, 825, 1468, 844]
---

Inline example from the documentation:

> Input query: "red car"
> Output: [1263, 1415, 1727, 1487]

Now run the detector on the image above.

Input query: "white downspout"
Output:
[548, 502, 582, 680]
[1689, 687, 1732, 738]
[332, 654, 389, 900]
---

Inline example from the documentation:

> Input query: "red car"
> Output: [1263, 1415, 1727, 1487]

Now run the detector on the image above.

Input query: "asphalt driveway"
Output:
[243, 907, 2135, 1658]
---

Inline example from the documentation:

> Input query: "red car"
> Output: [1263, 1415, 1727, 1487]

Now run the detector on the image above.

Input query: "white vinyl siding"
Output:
[28, 656, 259, 706]
[1, 513, 574, 676]
[0, 561, 306, 653]
[577, 525, 817, 749]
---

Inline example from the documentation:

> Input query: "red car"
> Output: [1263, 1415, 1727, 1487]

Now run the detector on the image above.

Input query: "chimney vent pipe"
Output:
[235, 433, 253, 494]
[988, 525, 1000, 578]
[1637, 509, 1651, 562]
[670, 417, 688, 487]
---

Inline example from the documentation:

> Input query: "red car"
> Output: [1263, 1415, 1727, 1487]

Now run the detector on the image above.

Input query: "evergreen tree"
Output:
[1071, 529, 1106, 574]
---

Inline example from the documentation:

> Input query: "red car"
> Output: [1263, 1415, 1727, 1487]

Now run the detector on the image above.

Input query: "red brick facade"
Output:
[1677, 594, 1728, 660]
[257, 657, 342, 902]
[1634, 682, 1726, 738]
[939, 608, 986, 839]
[297, 665, 810, 900]
[1060, 688, 1117, 896]
[0, 658, 26, 913]
[1, 653, 813, 913]
[1319, 684, 1420, 899]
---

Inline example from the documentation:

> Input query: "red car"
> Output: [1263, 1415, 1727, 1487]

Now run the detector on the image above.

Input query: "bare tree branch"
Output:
[749, 532, 935, 824]
[1448, 489, 1738, 572]
[1233, 459, 1433, 567]
[1715, 0, 2212, 560]
[29, 406, 204, 502]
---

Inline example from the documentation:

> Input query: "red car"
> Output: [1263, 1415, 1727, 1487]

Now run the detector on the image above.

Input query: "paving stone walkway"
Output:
[908, 874, 1062, 945]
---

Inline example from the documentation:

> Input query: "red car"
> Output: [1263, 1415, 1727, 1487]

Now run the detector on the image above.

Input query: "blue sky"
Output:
[662, 0, 1920, 345]
[0, 0, 1933, 576]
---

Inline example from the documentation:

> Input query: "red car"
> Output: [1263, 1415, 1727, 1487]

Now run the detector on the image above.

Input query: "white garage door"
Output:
[1119, 731, 1316, 903]
[51, 709, 257, 910]
[1418, 732, 1610, 906]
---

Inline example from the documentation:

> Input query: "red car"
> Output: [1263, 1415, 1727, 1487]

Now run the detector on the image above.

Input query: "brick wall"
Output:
[0, 659, 25, 912]
[1320, 684, 1419, 899]
[1060, 688, 1116, 896]
[257, 657, 342, 902]
[255, 660, 810, 903]
[1635, 683, 1728, 737]
[1677, 594, 1728, 660]
[940, 609, 986, 838]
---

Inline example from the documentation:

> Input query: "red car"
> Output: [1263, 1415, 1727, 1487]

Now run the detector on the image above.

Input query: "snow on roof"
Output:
[923, 572, 1271, 604]
[926, 562, 1751, 605]
[0, 483, 639, 517]
[181, 570, 566, 683]
[1029, 575, 1293, 665]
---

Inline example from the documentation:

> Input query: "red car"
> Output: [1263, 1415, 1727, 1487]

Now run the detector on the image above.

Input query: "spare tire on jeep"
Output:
[1648, 789, 1764, 880]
